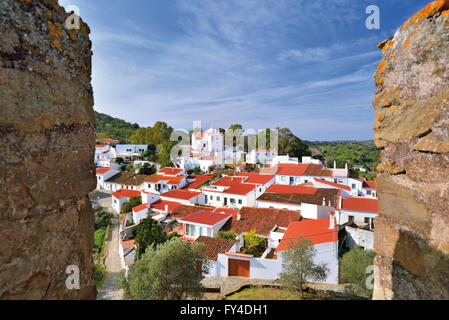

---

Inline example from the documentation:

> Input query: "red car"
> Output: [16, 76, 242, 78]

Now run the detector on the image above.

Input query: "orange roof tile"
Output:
[180, 211, 231, 226]
[121, 239, 135, 250]
[150, 200, 182, 212]
[363, 180, 377, 189]
[96, 167, 111, 174]
[112, 189, 141, 199]
[341, 197, 379, 212]
[235, 172, 275, 185]
[187, 174, 213, 189]
[275, 163, 332, 177]
[145, 174, 184, 185]
[276, 218, 338, 252]
[194, 236, 235, 261]
[158, 167, 184, 176]
[132, 203, 149, 212]
[221, 207, 301, 237]
[161, 189, 202, 201]
[225, 252, 253, 258]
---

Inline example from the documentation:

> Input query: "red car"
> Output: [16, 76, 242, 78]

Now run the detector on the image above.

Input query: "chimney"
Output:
[237, 212, 241, 220]
[329, 212, 335, 229]
[334, 161, 336, 169]
[164, 204, 169, 213]
[322, 197, 326, 206]
[328, 200, 332, 207]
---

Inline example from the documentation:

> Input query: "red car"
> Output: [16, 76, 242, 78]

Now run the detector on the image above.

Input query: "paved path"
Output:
[95, 190, 124, 300]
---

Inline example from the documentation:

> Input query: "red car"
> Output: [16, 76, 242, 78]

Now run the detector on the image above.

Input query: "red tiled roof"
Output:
[101, 138, 119, 142]
[150, 200, 181, 212]
[235, 172, 275, 185]
[211, 176, 257, 195]
[187, 174, 213, 189]
[194, 236, 235, 261]
[221, 207, 301, 237]
[132, 203, 149, 213]
[112, 189, 142, 199]
[253, 149, 276, 153]
[158, 167, 183, 176]
[95, 145, 107, 148]
[161, 189, 202, 201]
[276, 218, 338, 252]
[121, 239, 135, 250]
[180, 211, 231, 226]
[341, 197, 379, 212]
[363, 180, 377, 189]
[145, 174, 184, 185]
[275, 163, 333, 177]
[96, 167, 111, 174]
[265, 184, 318, 195]
[314, 178, 351, 191]
[225, 252, 253, 258]
[258, 188, 340, 207]
[171, 205, 216, 219]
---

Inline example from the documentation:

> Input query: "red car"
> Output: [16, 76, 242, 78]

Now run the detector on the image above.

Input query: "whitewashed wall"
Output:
[345, 226, 374, 250]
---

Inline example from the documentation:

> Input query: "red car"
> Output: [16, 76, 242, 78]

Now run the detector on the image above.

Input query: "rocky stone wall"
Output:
[0, 0, 96, 299]
[372, 0, 449, 299]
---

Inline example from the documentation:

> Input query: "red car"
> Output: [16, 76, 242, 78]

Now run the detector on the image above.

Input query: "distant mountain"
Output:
[95, 110, 140, 143]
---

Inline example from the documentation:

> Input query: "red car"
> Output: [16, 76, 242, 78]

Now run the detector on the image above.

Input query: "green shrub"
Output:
[340, 246, 376, 298]
[94, 227, 107, 249]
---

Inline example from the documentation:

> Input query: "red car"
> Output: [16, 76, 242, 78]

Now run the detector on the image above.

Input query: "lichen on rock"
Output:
[0, 0, 96, 299]
[372, 0, 449, 300]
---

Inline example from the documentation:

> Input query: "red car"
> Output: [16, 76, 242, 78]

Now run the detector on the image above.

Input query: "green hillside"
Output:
[306, 140, 380, 172]
[95, 111, 139, 143]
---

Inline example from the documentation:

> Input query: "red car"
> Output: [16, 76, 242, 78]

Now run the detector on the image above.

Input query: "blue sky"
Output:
[60, 0, 430, 141]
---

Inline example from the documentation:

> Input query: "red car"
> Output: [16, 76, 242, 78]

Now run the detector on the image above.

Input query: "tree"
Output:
[280, 236, 328, 298]
[242, 229, 266, 257]
[115, 157, 124, 165]
[94, 207, 113, 230]
[277, 128, 311, 159]
[340, 246, 376, 298]
[157, 141, 177, 168]
[121, 196, 142, 214]
[192, 167, 202, 175]
[134, 217, 168, 257]
[217, 230, 237, 242]
[119, 238, 207, 300]
[229, 124, 243, 131]
[139, 163, 156, 175]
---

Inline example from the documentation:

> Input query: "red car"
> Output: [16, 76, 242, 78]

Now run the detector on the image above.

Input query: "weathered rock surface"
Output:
[0, 0, 96, 299]
[373, 0, 449, 300]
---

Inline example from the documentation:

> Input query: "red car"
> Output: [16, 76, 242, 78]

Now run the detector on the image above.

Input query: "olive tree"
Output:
[280, 236, 328, 298]
[119, 238, 207, 300]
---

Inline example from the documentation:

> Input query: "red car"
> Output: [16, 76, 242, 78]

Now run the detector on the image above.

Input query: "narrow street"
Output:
[95, 190, 124, 300]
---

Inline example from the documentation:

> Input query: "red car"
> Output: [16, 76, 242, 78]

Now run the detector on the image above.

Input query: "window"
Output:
[216, 196, 220, 201]
[304, 179, 308, 183]
[281, 176, 286, 181]
[365, 217, 375, 230]
[205, 195, 208, 203]
[238, 199, 242, 204]
[230, 198, 235, 204]
[367, 190, 372, 195]
[352, 184, 356, 189]
[348, 215, 355, 223]
[296, 177, 300, 181]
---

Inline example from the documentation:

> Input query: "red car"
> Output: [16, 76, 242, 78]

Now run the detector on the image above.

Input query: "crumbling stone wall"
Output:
[0, 0, 96, 299]
[372, 0, 449, 299]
